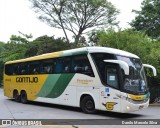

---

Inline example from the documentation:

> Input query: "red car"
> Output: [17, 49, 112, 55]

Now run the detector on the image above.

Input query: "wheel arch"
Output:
[79, 92, 98, 109]
[13, 89, 19, 96]
[20, 90, 26, 94]
[13, 89, 21, 98]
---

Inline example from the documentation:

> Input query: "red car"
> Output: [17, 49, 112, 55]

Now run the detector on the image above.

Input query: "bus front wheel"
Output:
[80, 96, 96, 114]
[21, 91, 28, 104]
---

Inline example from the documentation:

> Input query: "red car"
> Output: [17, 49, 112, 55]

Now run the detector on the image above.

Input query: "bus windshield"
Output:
[117, 55, 148, 95]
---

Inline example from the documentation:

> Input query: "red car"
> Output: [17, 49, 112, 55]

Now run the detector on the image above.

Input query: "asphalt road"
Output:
[0, 88, 160, 128]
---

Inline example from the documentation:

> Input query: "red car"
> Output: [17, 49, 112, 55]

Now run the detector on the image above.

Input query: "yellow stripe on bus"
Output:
[5, 51, 63, 64]
[128, 94, 146, 101]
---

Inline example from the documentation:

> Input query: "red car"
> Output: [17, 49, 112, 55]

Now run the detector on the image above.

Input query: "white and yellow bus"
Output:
[4, 47, 157, 113]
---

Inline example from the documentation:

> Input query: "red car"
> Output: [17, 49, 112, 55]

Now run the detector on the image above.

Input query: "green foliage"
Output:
[0, 34, 70, 62]
[89, 28, 160, 77]
[30, 0, 119, 44]
[0, 42, 5, 52]
[25, 35, 71, 57]
[130, 0, 160, 39]
[0, 35, 29, 62]
[0, 61, 4, 86]
[0, 38, 28, 83]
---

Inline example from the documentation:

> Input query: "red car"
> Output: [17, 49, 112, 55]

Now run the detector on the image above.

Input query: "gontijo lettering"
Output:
[16, 77, 38, 83]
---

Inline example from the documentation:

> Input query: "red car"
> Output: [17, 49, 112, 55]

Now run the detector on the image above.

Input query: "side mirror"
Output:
[143, 64, 157, 76]
[104, 60, 129, 75]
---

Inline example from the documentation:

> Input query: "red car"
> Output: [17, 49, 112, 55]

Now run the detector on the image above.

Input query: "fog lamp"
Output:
[126, 106, 131, 110]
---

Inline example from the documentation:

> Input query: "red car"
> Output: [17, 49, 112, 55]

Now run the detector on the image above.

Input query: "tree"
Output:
[0, 42, 5, 53]
[130, 0, 160, 39]
[0, 42, 5, 84]
[25, 35, 71, 57]
[89, 28, 153, 60]
[0, 34, 31, 62]
[30, 0, 119, 44]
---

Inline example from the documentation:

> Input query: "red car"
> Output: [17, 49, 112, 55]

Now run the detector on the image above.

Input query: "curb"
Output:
[149, 104, 160, 106]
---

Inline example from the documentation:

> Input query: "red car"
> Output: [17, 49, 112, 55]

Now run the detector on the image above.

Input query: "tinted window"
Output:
[41, 59, 54, 74]
[5, 55, 94, 77]
[63, 58, 72, 73]
[105, 66, 119, 89]
[29, 61, 40, 74]
[73, 55, 94, 77]
[19, 63, 29, 75]
[5, 64, 13, 75]
[91, 53, 116, 85]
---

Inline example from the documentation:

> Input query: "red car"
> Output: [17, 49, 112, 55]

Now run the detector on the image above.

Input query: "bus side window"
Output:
[106, 67, 118, 89]
[64, 65, 70, 73]
[20, 63, 29, 75]
[5, 64, 20, 75]
[91, 53, 115, 84]
[13, 65, 20, 75]
[41, 59, 54, 74]
[54, 57, 72, 73]
[5, 64, 13, 75]
[63, 57, 71, 73]
[55, 59, 63, 73]
[32, 66, 39, 74]
[29, 61, 40, 74]
[73, 55, 94, 77]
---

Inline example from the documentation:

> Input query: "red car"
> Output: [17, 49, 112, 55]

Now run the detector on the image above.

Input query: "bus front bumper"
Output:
[120, 99, 149, 113]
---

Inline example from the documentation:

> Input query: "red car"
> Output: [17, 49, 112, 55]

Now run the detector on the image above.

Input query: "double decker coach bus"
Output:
[4, 47, 156, 113]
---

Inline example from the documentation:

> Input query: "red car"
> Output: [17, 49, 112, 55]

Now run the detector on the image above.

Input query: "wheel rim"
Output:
[85, 100, 94, 110]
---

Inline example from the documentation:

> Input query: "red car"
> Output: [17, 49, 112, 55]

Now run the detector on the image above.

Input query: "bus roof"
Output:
[86, 47, 139, 58]
[5, 47, 139, 64]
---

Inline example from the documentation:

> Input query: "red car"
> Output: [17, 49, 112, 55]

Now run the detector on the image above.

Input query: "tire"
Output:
[21, 91, 28, 104]
[80, 96, 96, 114]
[13, 90, 20, 102]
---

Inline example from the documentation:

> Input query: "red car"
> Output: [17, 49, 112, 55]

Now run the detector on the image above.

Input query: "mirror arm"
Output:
[104, 60, 129, 75]
[143, 64, 157, 76]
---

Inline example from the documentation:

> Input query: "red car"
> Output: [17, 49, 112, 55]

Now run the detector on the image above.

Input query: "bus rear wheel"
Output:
[80, 96, 96, 114]
[13, 90, 20, 102]
[21, 91, 28, 104]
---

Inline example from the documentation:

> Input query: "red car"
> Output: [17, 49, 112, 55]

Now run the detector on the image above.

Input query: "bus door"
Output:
[101, 65, 121, 112]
